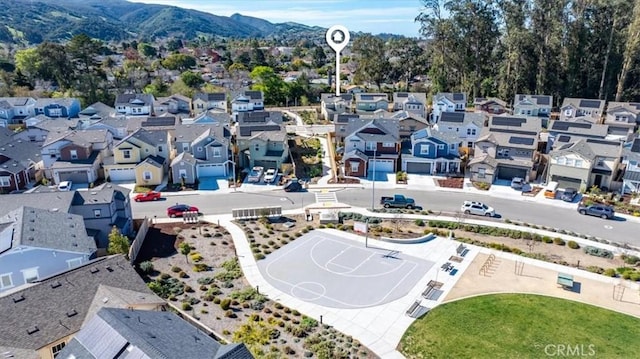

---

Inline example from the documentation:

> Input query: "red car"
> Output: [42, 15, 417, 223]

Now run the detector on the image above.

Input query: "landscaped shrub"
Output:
[181, 302, 192, 310]
[213, 297, 221, 304]
[139, 261, 154, 274]
[220, 298, 232, 310]
[178, 271, 188, 278]
[630, 272, 640, 281]
[542, 236, 553, 243]
[171, 266, 182, 273]
[214, 258, 242, 281]
[567, 240, 580, 249]
[254, 253, 266, 260]
[300, 316, 318, 332]
[584, 246, 614, 259]
[553, 237, 566, 246]
[604, 268, 617, 277]
[193, 263, 210, 272]
[225, 310, 236, 318]
[197, 277, 215, 285]
[190, 252, 203, 262]
[622, 254, 640, 265]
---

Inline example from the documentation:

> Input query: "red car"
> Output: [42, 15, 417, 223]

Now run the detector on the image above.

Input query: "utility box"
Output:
[319, 210, 339, 224]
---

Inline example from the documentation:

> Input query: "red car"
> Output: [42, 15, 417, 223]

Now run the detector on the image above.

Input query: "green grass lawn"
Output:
[399, 294, 640, 359]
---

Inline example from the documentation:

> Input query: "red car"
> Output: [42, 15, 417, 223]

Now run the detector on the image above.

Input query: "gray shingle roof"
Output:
[0, 191, 76, 217]
[345, 118, 400, 142]
[115, 93, 155, 107]
[0, 206, 96, 254]
[0, 139, 42, 173]
[58, 308, 254, 359]
[121, 128, 168, 147]
[0, 255, 160, 352]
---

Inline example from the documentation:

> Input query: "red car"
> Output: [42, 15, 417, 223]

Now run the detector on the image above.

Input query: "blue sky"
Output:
[127, 0, 424, 37]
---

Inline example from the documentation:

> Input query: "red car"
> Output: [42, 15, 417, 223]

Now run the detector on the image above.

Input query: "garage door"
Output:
[496, 166, 527, 181]
[108, 167, 136, 181]
[59, 170, 89, 183]
[406, 162, 431, 174]
[197, 163, 226, 177]
[369, 159, 395, 173]
[551, 175, 582, 190]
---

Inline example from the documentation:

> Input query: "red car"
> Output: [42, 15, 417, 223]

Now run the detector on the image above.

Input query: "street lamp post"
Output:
[371, 148, 377, 211]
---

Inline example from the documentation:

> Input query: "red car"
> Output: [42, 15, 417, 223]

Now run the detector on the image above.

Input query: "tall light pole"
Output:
[371, 148, 377, 211]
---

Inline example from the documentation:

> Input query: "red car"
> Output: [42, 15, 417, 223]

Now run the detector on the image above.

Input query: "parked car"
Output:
[380, 194, 416, 209]
[167, 204, 199, 218]
[247, 166, 264, 183]
[577, 204, 615, 219]
[57, 181, 72, 191]
[461, 201, 495, 217]
[283, 178, 305, 192]
[511, 177, 525, 190]
[561, 188, 578, 202]
[264, 168, 278, 183]
[134, 191, 162, 202]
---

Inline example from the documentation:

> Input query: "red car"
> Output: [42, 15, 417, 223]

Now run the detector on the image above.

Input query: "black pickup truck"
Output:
[380, 194, 416, 209]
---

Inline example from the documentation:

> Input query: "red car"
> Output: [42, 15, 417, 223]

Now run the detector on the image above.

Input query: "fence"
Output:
[232, 206, 282, 220]
[129, 217, 151, 264]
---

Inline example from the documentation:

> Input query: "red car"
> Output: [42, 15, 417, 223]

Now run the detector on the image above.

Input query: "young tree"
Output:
[108, 226, 130, 259]
[179, 241, 191, 263]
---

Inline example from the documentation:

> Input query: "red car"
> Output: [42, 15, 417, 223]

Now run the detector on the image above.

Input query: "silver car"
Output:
[461, 201, 495, 217]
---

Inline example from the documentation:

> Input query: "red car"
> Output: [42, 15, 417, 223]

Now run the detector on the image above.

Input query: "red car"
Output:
[167, 204, 199, 218]
[134, 191, 162, 202]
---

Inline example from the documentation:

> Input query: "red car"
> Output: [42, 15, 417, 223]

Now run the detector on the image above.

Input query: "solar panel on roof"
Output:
[143, 117, 175, 126]
[360, 95, 374, 100]
[586, 138, 619, 146]
[492, 116, 525, 127]
[440, 112, 465, 123]
[631, 138, 640, 153]
[558, 135, 571, 143]
[490, 128, 537, 136]
[452, 93, 464, 101]
[397, 93, 408, 97]
[579, 99, 601, 108]
[551, 121, 591, 131]
[508, 136, 535, 146]
[531, 95, 550, 105]
[630, 103, 640, 110]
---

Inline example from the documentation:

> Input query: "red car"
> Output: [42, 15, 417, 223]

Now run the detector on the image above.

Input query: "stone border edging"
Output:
[380, 233, 436, 244]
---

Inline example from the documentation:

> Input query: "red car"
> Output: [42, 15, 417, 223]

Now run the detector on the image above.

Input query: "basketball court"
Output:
[257, 231, 434, 309]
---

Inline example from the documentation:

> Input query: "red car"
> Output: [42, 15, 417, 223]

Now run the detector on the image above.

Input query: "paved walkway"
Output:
[155, 207, 640, 358]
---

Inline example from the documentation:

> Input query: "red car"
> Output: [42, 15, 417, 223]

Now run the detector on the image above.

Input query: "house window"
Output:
[564, 109, 572, 116]
[70, 150, 78, 160]
[497, 149, 509, 157]
[438, 144, 444, 150]
[182, 143, 189, 151]
[67, 258, 83, 269]
[383, 142, 394, 148]
[557, 157, 566, 165]
[466, 128, 476, 136]
[596, 160, 605, 167]
[212, 147, 221, 157]
[51, 342, 66, 358]
[94, 209, 101, 218]
[0, 273, 13, 289]
[22, 267, 39, 283]
[123, 150, 131, 159]
[566, 158, 575, 166]
[478, 168, 486, 178]
[254, 144, 259, 152]
[179, 169, 187, 179]
[365, 142, 376, 151]
[0, 176, 10, 187]
[450, 144, 457, 151]
[143, 171, 152, 181]
[350, 161, 360, 173]
[575, 160, 583, 167]
[158, 146, 163, 153]
[197, 147, 203, 152]
[28, 135, 36, 142]
[420, 145, 429, 155]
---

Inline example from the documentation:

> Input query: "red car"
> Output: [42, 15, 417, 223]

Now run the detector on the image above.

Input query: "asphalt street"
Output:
[131, 188, 638, 247]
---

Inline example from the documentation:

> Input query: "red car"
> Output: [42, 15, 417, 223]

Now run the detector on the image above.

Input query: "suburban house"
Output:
[85, 116, 129, 140]
[171, 122, 232, 184]
[392, 92, 427, 118]
[433, 111, 485, 149]
[41, 129, 113, 185]
[125, 115, 178, 135]
[235, 111, 288, 170]
[77, 102, 116, 129]
[354, 93, 389, 114]
[394, 111, 430, 139]
[0, 133, 43, 192]
[512, 94, 553, 117]
[192, 92, 228, 114]
[474, 97, 509, 115]
[401, 127, 461, 175]
[342, 118, 400, 177]
[0, 97, 36, 125]
[547, 138, 623, 191]
[0, 206, 96, 294]
[183, 110, 232, 125]
[103, 128, 169, 185]
[469, 115, 542, 184]
[333, 113, 360, 144]
[622, 137, 640, 194]
[604, 102, 640, 139]
[58, 308, 254, 359]
[431, 92, 467, 123]
[320, 93, 353, 121]
[154, 94, 192, 116]
[1, 184, 133, 248]
[231, 90, 264, 118]
[0, 255, 165, 359]
[345, 85, 366, 94]
[114, 93, 155, 116]
[34, 98, 81, 118]
[559, 98, 605, 123]
[546, 120, 609, 153]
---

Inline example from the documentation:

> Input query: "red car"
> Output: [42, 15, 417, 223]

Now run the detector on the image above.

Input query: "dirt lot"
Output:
[138, 221, 376, 359]
[436, 177, 464, 188]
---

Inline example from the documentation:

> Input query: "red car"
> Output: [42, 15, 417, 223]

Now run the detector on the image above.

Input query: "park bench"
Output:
[406, 300, 422, 317]
[456, 244, 469, 257]
[557, 273, 574, 290]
